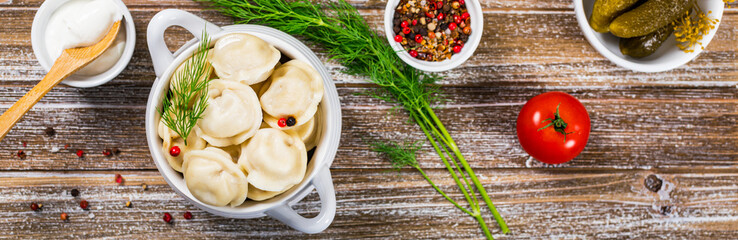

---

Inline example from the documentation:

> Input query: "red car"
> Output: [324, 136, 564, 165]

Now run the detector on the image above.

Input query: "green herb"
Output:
[200, 0, 508, 238]
[159, 31, 212, 145]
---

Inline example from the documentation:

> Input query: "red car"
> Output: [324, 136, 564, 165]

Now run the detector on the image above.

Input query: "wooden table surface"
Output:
[0, 0, 736, 239]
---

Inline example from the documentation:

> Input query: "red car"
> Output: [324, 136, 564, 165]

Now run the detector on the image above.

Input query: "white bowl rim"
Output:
[383, 0, 484, 72]
[31, 0, 136, 88]
[573, 0, 724, 73]
[145, 24, 342, 218]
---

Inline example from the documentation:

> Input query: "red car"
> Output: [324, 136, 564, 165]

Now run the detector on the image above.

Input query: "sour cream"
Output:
[45, 0, 124, 76]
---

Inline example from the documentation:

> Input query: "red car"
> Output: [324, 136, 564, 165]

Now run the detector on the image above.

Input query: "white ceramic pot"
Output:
[574, 0, 724, 72]
[31, 0, 136, 88]
[383, 0, 484, 72]
[145, 9, 341, 233]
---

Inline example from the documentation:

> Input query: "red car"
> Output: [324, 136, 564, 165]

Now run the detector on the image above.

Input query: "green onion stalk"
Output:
[199, 0, 508, 238]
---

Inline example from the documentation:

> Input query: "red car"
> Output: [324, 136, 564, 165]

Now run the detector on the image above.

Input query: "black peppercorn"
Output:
[419, 28, 428, 36]
[440, 23, 449, 31]
[644, 175, 663, 193]
[286, 117, 297, 127]
[70, 189, 80, 197]
[44, 127, 56, 137]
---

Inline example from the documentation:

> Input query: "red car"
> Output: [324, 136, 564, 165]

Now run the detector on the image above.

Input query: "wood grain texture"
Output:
[0, 169, 736, 239]
[0, 0, 735, 238]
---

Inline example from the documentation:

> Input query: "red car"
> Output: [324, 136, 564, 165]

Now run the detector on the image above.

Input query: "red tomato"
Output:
[516, 92, 590, 164]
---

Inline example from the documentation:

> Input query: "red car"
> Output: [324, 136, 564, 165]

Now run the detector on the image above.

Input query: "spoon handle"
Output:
[0, 21, 120, 142]
[0, 60, 76, 140]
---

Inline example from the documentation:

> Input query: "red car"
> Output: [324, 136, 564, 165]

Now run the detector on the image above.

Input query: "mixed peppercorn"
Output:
[392, 0, 472, 61]
[277, 116, 297, 128]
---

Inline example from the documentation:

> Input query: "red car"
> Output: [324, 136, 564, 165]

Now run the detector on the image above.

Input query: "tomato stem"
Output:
[537, 103, 574, 141]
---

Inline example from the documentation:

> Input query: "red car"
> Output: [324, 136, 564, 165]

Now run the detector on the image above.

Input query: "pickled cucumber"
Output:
[589, 0, 642, 33]
[609, 0, 693, 38]
[619, 24, 674, 58]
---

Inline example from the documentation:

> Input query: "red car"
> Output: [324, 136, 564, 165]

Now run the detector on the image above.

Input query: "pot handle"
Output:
[266, 167, 337, 234]
[147, 9, 221, 77]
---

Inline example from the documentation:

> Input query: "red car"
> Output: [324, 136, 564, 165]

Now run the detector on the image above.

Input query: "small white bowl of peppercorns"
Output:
[384, 0, 483, 72]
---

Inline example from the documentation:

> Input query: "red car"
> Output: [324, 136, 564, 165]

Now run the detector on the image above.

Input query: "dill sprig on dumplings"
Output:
[201, 0, 508, 238]
[159, 31, 212, 145]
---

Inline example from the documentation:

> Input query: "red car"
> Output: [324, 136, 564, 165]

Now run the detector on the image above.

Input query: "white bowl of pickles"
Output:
[575, 0, 724, 72]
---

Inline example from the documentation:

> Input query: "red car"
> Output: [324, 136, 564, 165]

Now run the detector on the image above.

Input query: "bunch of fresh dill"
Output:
[159, 31, 212, 144]
[198, 0, 508, 238]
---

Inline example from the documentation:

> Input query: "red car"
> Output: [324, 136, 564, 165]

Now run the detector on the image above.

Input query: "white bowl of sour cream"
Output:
[31, 0, 135, 88]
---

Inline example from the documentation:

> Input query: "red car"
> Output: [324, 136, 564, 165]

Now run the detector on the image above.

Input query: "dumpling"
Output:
[238, 128, 307, 192]
[158, 119, 206, 172]
[182, 147, 249, 207]
[196, 79, 262, 147]
[208, 33, 280, 85]
[261, 60, 324, 130]
[247, 183, 291, 201]
[206, 144, 241, 163]
[285, 108, 321, 150]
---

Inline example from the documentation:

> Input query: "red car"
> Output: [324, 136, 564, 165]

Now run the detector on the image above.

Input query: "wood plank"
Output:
[0, 169, 735, 238]
[0, 85, 734, 170]
[0, 9, 736, 87]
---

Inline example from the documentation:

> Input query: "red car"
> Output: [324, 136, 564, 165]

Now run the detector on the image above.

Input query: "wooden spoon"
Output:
[0, 20, 121, 141]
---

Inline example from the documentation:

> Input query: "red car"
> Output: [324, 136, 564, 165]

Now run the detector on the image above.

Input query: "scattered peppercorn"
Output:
[22, 141, 27, 147]
[285, 117, 296, 127]
[141, 183, 148, 191]
[60, 212, 68, 221]
[277, 118, 287, 127]
[64, 144, 69, 150]
[30, 203, 39, 211]
[163, 212, 172, 223]
[102, 149, 112, 156]
[125, 201, 132, 208]
[70, 189, 80, 197]
[660, 206, 672, 215]
[44, 127, 56, 137]
[112, 148, 121, 155]
[169, 146, 181, 157]
[183, 211, 193, 220]
[644, 174, 663, 193]
[80, 200, 89, 210]
[76, 150, 84, 158]
[17, 150, 26, 160]
[115, 174, 123, 184]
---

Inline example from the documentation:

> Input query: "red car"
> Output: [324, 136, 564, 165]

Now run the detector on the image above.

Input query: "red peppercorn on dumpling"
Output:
[158, 119, 206, 172]
[260, 60, 324, 130]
